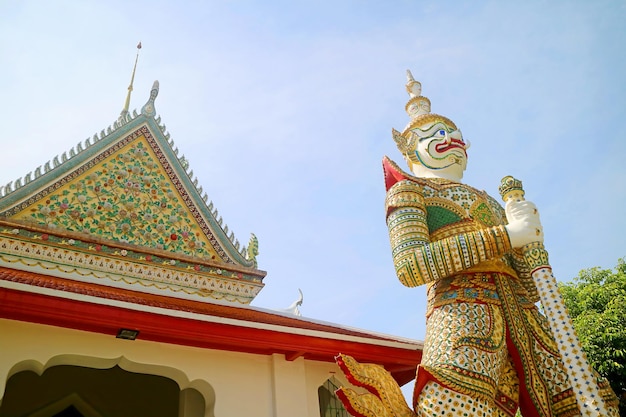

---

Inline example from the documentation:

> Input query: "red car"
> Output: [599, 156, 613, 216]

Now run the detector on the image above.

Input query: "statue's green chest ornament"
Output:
[423, 183, 501, 234]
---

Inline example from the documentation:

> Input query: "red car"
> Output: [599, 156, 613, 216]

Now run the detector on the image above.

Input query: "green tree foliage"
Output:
[559, 258, 626, 414]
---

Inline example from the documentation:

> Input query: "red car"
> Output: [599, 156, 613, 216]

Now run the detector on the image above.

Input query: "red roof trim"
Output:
[0, 267, 411, 341]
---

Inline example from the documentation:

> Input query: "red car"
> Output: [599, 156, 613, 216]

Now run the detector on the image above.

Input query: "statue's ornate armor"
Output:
[335, 73, 619, 417]
[383, 157, 616, 417]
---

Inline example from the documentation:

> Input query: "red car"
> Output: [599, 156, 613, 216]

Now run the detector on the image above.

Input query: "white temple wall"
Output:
[0, 318, 350, 417]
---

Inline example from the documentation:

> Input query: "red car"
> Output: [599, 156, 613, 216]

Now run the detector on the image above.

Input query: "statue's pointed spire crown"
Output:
[392, 71, 460, 169]
[405, 70, 422, 98]
[401, 70, 456, 134]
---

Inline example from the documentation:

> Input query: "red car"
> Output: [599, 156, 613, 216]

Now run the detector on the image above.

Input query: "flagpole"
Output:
[119, 42, 142, 122]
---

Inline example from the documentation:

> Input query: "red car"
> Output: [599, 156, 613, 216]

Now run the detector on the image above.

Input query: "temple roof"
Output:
[0, 81, 265, 304]
[0, 267, 422, 386]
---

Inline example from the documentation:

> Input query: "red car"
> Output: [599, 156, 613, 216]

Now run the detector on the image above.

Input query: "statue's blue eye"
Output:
[438, 130, 445, 135]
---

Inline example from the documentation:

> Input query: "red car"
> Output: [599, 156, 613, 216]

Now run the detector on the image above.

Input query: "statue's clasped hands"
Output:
[504, 199, 544, 248]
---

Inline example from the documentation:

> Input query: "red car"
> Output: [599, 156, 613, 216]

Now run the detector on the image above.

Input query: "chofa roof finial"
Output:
[141, 80, 160, 117]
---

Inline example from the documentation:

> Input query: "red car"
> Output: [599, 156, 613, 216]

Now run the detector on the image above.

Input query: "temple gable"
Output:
[0, 82, 265, 304]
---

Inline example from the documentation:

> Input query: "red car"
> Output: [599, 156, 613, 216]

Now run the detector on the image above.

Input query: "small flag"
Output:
[137, 42, 142, 49]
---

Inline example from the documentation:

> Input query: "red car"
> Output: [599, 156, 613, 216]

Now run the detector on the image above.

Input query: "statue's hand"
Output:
[504, 200, 543, 248]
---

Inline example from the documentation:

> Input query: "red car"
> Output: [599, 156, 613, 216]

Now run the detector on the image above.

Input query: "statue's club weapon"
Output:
[499, 176, 613, 417]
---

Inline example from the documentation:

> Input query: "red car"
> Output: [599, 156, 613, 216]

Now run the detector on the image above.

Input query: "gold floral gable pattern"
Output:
[8, 127, 224, 262]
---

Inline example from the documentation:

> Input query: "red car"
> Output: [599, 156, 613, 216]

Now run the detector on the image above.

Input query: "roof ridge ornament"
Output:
[247, 233, 259, 268]
[141, 80, 159, 117]
[118, 42, 142, 126]
[279, 289, 304, 316]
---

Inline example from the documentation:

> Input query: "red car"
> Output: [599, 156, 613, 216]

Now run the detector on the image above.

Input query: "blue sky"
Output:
[1, 1, 625, 342]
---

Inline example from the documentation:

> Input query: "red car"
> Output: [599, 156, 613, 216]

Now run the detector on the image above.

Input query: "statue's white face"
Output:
[410, 121, 470, 181]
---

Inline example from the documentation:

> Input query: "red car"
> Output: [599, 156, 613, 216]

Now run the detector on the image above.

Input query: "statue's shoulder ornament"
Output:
[382, 156, 505, 229]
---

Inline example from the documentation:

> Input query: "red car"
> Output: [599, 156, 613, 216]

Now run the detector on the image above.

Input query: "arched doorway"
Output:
[0, 356, 213, 417]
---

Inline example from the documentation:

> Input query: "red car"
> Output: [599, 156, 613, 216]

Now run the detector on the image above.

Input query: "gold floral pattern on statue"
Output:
[12, 136, 220, 260]
[421, 303, 507, 401]
[495, 356, 520, 415]
[416, 381, 495, 417]
[470, 201, 497, 227]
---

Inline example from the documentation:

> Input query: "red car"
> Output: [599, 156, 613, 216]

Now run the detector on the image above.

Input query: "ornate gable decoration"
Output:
[0, 82, 264, 304]
[6, 127, 224, 260]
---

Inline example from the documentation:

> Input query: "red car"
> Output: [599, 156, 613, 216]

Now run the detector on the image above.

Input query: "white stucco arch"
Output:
[0, 319, 217, 417]
[2, 354, 215, 417]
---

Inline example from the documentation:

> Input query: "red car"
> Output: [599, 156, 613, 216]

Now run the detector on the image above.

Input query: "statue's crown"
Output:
[401, 70, 457, 134]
